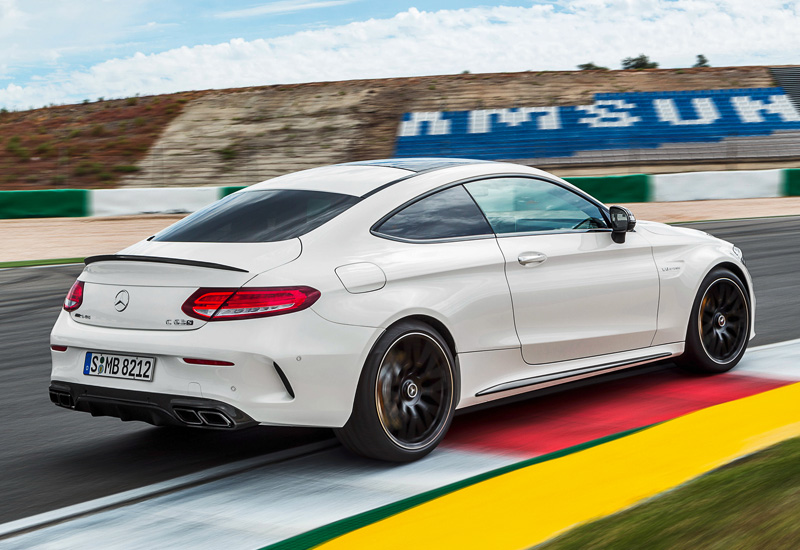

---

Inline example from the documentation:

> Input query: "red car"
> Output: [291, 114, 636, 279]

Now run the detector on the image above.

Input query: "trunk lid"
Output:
[72, 240, 301, 330]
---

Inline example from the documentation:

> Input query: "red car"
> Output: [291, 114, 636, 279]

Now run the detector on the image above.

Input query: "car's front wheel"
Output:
[677, 267, 751, 374]
[335, 320, 458, 462]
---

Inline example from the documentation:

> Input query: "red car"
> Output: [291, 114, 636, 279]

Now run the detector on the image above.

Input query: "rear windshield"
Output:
[153, 189, 359, 243]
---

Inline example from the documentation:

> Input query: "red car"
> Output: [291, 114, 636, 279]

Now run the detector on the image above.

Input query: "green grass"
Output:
[539, 437, 800, 550]
[0, 257, 84, 269]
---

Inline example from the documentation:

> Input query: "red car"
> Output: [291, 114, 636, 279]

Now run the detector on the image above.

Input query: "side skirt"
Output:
[457, 343, 684, 409]
[476, 352, 673, 397]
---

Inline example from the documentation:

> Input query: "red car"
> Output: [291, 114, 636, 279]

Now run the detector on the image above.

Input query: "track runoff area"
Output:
[2, 218, 800, 549]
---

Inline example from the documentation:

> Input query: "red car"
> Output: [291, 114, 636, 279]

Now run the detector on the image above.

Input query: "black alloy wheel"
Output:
[698, 278, 748, 364]
[375, 332, 452, 450]
[335, 321, 458, 462]
[678, 268, 750, 374]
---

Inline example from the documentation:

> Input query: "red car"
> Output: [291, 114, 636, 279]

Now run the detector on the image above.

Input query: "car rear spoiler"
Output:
[84, 255, 249, 273]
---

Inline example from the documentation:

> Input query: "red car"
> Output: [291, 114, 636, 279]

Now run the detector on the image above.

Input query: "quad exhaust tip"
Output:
[49, 390, 73, 408]
[197, 410, 233, 427]
[174, 407, 233, 428]
[173, 408, 203, 425]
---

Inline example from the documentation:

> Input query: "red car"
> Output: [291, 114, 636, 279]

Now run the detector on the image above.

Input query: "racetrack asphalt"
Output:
[0, 216, 798, 525]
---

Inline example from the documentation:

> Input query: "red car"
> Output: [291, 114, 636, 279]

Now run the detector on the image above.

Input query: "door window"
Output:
[464, 178, 608, 234]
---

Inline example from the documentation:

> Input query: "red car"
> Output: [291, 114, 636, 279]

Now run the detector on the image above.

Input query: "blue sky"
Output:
[5, 1, 490, 76]
[2, 0, 491, 87]
[1, 1, 798, 110]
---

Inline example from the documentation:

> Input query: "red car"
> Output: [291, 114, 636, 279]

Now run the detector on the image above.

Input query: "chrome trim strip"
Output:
[475, 352, 672, 397]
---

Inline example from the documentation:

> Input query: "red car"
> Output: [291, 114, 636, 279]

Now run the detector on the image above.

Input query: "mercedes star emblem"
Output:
[114, 290, 130, 312]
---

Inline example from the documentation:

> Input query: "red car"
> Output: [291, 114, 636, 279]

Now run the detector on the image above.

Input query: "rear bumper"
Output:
[49, 381, 256, 429]
[50, 308, 382, 428]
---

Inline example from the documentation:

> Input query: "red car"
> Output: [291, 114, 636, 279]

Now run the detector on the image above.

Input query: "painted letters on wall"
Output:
[395, 88, 800, 160]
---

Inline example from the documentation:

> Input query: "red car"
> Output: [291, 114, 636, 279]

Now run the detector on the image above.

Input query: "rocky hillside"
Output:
[0, 92, 211, 190]
[0, 66, 779, 190]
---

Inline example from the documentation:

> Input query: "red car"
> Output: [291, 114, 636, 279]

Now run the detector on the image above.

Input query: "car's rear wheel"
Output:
[677, 267, 750, 374]
[335, 320, 458, 462]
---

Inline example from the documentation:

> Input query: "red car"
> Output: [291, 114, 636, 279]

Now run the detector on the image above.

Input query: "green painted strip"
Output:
[219, 186, 247, 199]
[260, 424, 654, 550]
[0, 257, 84, 269]
[0, 189, 89, 219]
[565, 174, 650, 203]
[782, 169, 800, 197]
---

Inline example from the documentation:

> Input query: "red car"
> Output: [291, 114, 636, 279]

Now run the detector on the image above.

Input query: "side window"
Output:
[464, 178, 608, 234]
[375, 185, 493, 241]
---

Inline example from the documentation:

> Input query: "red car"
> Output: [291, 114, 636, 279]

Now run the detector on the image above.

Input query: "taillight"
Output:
[181, 287, 321, 321]
[64, 280, 84, 312]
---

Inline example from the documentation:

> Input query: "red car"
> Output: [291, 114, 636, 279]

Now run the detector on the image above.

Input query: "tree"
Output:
[577, 62, 609, 71]
[621, 54, 659, 70]
[693, 54, 710, 68]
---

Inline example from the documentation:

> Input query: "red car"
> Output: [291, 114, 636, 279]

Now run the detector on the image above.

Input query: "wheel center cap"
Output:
[404, 381, 418, 399]
[717, 314, 726, 328]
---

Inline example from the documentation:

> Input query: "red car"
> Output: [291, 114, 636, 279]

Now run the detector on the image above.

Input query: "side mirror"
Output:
[609, 206, 636, 244]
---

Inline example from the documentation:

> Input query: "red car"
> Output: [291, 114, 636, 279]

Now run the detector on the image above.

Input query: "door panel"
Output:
[497, 230, 659, 365]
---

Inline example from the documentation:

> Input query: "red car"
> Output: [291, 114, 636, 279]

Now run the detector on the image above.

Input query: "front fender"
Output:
[640, 223, 755, 346]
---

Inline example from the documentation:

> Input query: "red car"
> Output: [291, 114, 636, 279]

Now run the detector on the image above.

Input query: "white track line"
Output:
[0, 439, 338, 540]
[733, 338, 800, 381]
[745, 336, 800, 351]
[2, 447, 520, 550]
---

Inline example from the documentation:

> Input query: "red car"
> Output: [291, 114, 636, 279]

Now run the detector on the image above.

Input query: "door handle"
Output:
[518, 252, 547, 266]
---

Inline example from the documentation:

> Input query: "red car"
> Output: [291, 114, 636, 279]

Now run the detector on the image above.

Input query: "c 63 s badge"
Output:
[166, 319, 194, 326]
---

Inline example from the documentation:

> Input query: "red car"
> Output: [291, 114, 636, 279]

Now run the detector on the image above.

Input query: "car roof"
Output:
[341, 158, 492, 172]
[246, 158, 498, 197]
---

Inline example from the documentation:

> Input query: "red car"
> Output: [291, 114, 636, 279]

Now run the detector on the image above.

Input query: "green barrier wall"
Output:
[219, 186, 247, 198]
[564, 174, 650, 204]
[1, 169, 797, 219]
[0, 189, 89, 219]
[783, 169, 800, 197]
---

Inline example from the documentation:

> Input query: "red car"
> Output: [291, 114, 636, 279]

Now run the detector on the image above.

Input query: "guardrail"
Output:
[1, 170, 799, 220]
[0, 186, 244, 219]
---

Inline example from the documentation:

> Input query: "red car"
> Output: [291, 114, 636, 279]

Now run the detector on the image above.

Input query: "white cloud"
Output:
[215, 0, 359, 19]
[2, 1, 799, 110]
[0, 0, 152, 72]
[0, 0, 27, 29]
[138, 21, 178, 30]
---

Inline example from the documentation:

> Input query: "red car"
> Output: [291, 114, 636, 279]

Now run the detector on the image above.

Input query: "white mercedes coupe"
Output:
[49, 159, 754, 461]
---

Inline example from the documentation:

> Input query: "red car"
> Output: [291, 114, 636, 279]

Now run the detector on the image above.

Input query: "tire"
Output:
[677, 267, 751, 374]
[335, 320, 459, 462]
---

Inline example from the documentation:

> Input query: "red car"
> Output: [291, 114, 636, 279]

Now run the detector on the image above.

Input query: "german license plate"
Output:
[84, 352, 155, 382]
